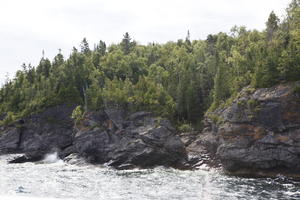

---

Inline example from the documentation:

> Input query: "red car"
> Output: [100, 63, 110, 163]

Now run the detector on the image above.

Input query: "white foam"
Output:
[43, 152, 63, 164]
[0, 195, 70, 200]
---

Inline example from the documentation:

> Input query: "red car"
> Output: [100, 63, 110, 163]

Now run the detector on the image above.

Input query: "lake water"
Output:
[0, 154, 300, 200]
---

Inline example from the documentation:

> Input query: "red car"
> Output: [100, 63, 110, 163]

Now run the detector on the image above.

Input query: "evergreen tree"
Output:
[52, 49, 64, 68]
[80, 38, 91, 55]
[121, 32, 132, 54]
[266, 11, 279, 41]
[1, 0, 300, 128]
[95, 40, 106, 56]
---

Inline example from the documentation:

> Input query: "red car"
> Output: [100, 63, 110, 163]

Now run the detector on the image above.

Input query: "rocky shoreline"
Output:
[203, 81, 300, 178]
[0, 106, 190, 169]
[1, 82, 300, 179]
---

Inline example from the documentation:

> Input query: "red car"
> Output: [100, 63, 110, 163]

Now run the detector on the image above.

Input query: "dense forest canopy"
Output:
[0, 0, 300, 128]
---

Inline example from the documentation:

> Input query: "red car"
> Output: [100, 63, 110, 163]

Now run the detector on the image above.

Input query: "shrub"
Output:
[0, 112, 16, 126]
[244, 87, 256, 95]
[205, 113, 225, 125]
[237, 100, 247, 108]
[247, 99, 260, 110]
[71, 106, 85, 125]
[178, 123, 193, 132]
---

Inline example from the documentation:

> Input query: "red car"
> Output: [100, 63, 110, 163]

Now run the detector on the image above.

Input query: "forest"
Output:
[0, 0, 300, 129]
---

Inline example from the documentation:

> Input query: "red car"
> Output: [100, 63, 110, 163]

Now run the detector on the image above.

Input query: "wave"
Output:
[0, 195, 71, 200]
[42, 152, 63, 164]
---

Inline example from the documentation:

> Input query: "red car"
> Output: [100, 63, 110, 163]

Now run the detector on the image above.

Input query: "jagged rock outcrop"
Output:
[0, 106, 186, 169]
[0, 105, 74, 159]
[71, 111, 186, 169]
[183, 131, 221, 169]
[3, 82, 298, 175]
[204, 82, 300, 177]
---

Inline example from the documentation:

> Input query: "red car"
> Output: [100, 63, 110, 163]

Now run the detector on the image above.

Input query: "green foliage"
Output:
[71, 106, 85, 124]
[206, 113, 224, 125]
[101, 77, 175, 117]
[247, 99, 260, 111]
[80, 38, 91, 55]
[178, 123, 193, 132]
[0, 1, 300, 128]
[237, 100, 247, 108]
[266, 11, 279, 41]
[244, 87, 256, 95]
[0, 112, 16, 126]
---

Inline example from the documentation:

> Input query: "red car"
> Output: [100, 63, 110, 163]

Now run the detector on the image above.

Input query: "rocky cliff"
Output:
[0, 105, 74, 159]
[0, 106, 186, 169]
[202, 81, 300, 177]
[1, 82, 300, 177]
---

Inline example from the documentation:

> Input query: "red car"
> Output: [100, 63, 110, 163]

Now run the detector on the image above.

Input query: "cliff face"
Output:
[204, 82, 300, 177]
[0, 105, 75, 158]
[0, 106, 186, 169]
[1, 82, 300, 175]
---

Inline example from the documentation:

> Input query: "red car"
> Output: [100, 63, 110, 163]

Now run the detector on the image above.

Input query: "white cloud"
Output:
[0, 0, 292, 84]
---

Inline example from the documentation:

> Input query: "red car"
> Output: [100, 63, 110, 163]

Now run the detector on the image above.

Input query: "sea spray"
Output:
[43, 152, 63, 164]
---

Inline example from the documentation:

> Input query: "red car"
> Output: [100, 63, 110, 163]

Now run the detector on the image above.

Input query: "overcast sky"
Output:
[0, 0, 292, 85]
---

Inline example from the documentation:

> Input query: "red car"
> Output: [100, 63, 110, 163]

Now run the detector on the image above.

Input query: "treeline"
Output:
[0, 0, 300, 127]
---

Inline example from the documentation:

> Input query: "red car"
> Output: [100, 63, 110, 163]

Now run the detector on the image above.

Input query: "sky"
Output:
[0, 0, 292, 85]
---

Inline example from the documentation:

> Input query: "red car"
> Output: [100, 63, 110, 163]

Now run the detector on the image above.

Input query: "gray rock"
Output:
[204, 82, 300, 177]
[0, 105, 75, 160]
[0, 127, 21, 153]
[74, 113, 186, 168]
[63, 153, 87, 165]
[104, 109, 125, 130]
[0, 105, 187, 169]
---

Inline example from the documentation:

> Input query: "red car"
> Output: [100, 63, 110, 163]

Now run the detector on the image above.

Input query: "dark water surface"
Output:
[0, 154, 299, 200]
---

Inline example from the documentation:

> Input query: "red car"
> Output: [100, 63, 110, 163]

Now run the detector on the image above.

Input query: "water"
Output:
[0, 154, 300, 200]
[42, 152, 64, 164]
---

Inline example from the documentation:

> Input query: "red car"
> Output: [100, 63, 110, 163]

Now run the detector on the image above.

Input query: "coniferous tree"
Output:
[80, 38, 91, 55]
[266, 11, 280, 41]
[1, 0, 300, 128]
[121, 32, 132, 55]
